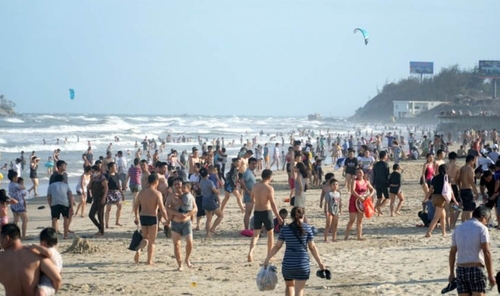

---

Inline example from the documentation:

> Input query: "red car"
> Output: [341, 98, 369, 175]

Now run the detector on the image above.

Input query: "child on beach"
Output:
[324, 178, 341, 242]
[29, 227, 63, 296]
[273, 208, 288, 233]
[0, 189, 18, 225]
[45, 157, 54, 177]
[388, 164, 405, 216]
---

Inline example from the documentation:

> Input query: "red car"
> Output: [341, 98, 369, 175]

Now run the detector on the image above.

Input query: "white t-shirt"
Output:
[452, 218, 489, 265]
[39, 247, 63, 291]
[358, 156, 375, 170]
[115, 156, 128, 175]
[477, 157, 494, 172]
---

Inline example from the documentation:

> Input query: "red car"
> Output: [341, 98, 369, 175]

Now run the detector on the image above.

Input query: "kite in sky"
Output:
[353, 28, 369, 45]
[69, 89, 75, 100]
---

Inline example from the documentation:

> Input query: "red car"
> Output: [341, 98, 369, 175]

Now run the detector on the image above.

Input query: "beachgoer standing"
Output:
[133, 173, 169, 265]
[457, 155, 479, 222]
[263, 207, 325, 296]
[388, 164, 405, 216]
[247, 169, 282, 262]
[75, 166, 92, 218]
[343, 149, 358, 194]
[324, 178, 341, 242]
[242, 157, 257, 230]
[126, 158, 142, 204]
[372, 151, 390, 215]
[8, 170, 28, 239]
[269, 143, 280, 171]
[28, 156, 40, 197]
[0, 224, 61, 295]
[88, 165, 108, 236]
[115, 151, 128, 191]
[345, 168, 374, 240]
[448, 206, 495, 294]
[104, 162, 124, 228]
[47, 174, 74, 239]
[220, 158, 245, 213]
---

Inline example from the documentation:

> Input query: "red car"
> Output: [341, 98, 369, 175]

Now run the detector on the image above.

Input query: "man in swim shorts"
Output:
[247, 169, 282, 262]
[166, 177, 197, 271]
[372, 151, 390, 215]
[133, 173, 168, 265]
[458, 155, 479, 222]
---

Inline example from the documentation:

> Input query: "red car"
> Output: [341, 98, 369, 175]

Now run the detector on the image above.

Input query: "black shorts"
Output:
[376, 185, 389, 199]
[195, 195, 205, 217]
[51, 205, 70, 219]
[253, 210, 273, 231]
[460, 189, 476, 211]
[140, 215, 157, 226]
[286, 163, 291, 173]
[389, 186, 400, 194]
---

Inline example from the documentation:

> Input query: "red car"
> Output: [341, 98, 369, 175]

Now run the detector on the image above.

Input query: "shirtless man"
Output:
[166, 177, 197, 271]
[269, 143, 280, 171]
[188, 148, 200, 177]
[238, 150, 253, 174]
[247, 169, 282, 262]
[457, 155, 479, 221]
[156, 162, 169, 226]
[445, 152, 461, 228]
[0, 224, 61, 296]
[102, 151, 113, 172]
[319, 173, 335, 209]
[133, 173, 168, 265]
[140, 160, 150, 188]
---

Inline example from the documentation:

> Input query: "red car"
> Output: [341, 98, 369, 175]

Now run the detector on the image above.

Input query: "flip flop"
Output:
[441, 278, 457, 294]
[37, 206, 45, 210]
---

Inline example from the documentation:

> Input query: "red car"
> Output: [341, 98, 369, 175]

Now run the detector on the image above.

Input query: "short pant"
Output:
[171, 220, 192, 236]
[460, 189, 476, 211]
[51, 204, 70, 219]
[224, 183, 235, 194]
[451, 185, 461, 203]
[140, 215, 157, 226]
[130, 184, 141, 193]
[389, 186, 400, 194]
[288, 177, 295, 190]
[456, 266, 486, 294]
[376, 185, 389, 199]
[243, 193, 252, 204]
[253, 210, 273, 231]
[431, 194, 446, 208]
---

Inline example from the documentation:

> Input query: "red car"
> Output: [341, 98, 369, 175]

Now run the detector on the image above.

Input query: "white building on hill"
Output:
[393, 100, 446, 118]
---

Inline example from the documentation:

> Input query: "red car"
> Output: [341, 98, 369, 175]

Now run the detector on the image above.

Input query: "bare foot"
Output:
[68, 230, 75, 234]
[134, 251, 140, 263]
[176, 266, 183, 271]
[424, 233, 431, 238]
[185, 260, 193, 268]
[146, 261, 154, 265]
[115, 223, 123, 227]
[105, 225, 109, 229]
[357, 237, 366, 241]
[193, 227, 200, 231]
[240, 209, 245, 213]
[247, 254, 253, 262]
[344, 237, 349, 241]
[80, 215, 85, 218]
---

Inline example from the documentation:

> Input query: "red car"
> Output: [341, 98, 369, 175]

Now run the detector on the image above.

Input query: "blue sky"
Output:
[0, 1, 498, 117]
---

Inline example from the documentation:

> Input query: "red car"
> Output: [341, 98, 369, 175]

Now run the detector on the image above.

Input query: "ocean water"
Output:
[0, 113, 364, 181]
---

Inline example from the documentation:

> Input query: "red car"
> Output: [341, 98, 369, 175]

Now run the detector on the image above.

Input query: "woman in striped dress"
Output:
[263, 207, 325, 296]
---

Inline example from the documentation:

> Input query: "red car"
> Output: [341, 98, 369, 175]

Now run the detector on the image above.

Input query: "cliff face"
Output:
[0, 95, 16, 116]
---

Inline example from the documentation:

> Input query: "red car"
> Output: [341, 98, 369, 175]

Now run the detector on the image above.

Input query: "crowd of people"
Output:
[0, 127, 499, 295]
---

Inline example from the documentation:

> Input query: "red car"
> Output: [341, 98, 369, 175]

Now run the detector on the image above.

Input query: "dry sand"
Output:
[1, 155, 499, 295]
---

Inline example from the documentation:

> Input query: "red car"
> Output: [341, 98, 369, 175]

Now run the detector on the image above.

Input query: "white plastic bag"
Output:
[256, 265, 278, 291]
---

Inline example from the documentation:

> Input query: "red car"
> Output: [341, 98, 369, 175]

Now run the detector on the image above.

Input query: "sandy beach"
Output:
[1, 155, 499, 296]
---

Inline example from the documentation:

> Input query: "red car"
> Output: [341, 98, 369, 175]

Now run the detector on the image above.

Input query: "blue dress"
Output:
[279, 223, 313, 280]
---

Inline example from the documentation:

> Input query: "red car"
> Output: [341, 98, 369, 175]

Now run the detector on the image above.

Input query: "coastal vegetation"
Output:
[351, 65, 496, 121]
[0, 95, 16, 116]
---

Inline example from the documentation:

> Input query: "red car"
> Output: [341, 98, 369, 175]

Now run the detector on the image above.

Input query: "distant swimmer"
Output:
[43, 139, 46, 145]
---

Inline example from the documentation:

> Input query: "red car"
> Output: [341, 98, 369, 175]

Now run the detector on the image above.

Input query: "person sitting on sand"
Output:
[133, 173, 169, 265]
[247, 169, 282, 262]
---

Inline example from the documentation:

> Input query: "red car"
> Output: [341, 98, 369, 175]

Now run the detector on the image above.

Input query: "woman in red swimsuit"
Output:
[420, 153, 434, 196]
[345, 168, 374, 240]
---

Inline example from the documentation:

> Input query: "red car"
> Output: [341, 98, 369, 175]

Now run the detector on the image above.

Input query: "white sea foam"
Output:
[3, 117, 24, 123]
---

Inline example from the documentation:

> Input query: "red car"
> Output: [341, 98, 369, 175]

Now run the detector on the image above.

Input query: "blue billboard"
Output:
[479, 60, 500, 77]
[410, 62, 434, 74]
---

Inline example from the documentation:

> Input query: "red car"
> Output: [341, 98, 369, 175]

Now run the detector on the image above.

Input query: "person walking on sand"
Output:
[88, 165, 108, 237]
[199, 168, 223, 237]
[220, 158, 245, 213]
[242, 157, 257, 230]
[345, 168, 374, 240]
[166, 177, 197, 271]
[388, 164, 405, 216]
[372, 151, 390, 215]
[263, 207, 326, 296]
[47, 174, 75, 239]
[28, 156, 40, 197]
[424, 164, 459, 237]
[247, 169, 282, 262]
[457, 155, 479, 222]
[104, 162, 124, 228]
[448, 206, 495, 295]
[126, 158, 142, 205]
[133, 173, 169, 265]
[324, 178, 341, 242]
[445, 152, 461, 229]
[75, 166, 92, 218]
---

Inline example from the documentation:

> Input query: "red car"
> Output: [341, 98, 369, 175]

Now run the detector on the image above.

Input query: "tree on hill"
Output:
[352, 65, 492, 121]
